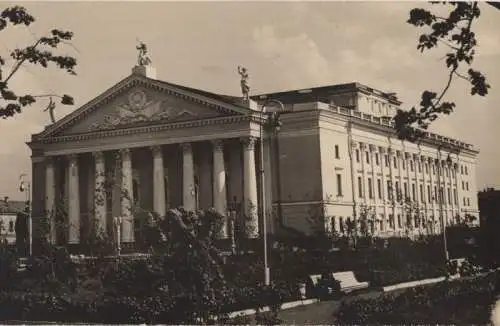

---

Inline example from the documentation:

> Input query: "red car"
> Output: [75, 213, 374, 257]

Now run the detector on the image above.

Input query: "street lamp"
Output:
[19, 174, 32, 257]
[259, 99, 284, 286]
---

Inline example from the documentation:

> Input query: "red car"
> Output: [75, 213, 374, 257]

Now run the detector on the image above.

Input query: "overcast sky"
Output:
[0, 1, 499, 200]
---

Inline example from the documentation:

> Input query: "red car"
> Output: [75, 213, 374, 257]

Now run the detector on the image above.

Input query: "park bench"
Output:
[331, 271, 369, 294]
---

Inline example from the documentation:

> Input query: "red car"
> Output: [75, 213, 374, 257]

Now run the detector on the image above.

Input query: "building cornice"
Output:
[318, 106, 479, 155]
[29, 115, 256, 146]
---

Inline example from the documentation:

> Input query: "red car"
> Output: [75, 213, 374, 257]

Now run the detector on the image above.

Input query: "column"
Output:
[212, 140, 228, 237]
[182, 143, 196, 211]
[151, 146, 166, 217]
[242, 137, 259, 238]
[45, 157, 56, 243]
[93, 151, 107, 233]
[120, 148, 134, 243]
[67, 154, 80, 244]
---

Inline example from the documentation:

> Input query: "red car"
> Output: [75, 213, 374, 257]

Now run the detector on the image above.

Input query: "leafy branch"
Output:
[395, 2, 491, 142]
[0, 6, 77, 119]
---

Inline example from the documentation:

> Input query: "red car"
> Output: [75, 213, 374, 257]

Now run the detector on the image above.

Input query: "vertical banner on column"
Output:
[120, 148, 134, 243]
[242, 137, 259, 238]
[93, 151, 107, 234]
[182, 143, 196, 211]
[45, 157, 56, 244]
[68, 154, 80, 244]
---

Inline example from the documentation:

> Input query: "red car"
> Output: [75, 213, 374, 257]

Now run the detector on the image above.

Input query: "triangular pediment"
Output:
[39, 74, 251, 138]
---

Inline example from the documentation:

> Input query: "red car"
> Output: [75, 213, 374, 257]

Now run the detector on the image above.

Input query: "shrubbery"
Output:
[335, 270, 499, 324]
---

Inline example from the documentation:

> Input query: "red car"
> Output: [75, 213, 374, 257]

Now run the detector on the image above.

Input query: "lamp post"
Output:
[259, 99, 284, 286]
[19, 174, 32, 257]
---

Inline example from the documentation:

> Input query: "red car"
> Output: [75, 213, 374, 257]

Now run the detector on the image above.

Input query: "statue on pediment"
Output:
[44, 97, 56, 124]
[136, 41, 152, 66]
[237, 66, 250, 101]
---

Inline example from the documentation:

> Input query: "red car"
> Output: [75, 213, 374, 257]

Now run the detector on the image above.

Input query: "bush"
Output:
[335, 271, 499, 324]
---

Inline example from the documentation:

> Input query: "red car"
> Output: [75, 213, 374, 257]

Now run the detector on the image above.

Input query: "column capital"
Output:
[359, 142, 366, 150]
[150, 145, 163, 157]
[241, 136, 257, 151]
[119, 148, 131, 161]
[68, 154, 78, 165]
[379, 147, 386, 154]
[92, 151, 105, 163]
[211, 139, 225, 152]
[181, 142, 192, 154]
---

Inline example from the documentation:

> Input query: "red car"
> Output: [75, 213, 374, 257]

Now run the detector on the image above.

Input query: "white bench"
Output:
[332, 271, 369, 294]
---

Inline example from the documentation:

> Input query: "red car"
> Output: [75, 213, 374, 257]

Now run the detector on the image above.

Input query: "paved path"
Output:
[279, 290, 383, 324]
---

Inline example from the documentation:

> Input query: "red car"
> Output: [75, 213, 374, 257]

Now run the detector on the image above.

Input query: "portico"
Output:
[28, 64, 266, 248]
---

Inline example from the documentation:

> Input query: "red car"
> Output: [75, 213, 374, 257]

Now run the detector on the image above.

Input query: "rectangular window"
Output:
[402, 160, 406, 170]
[375, 153, 379, 166]
[384, 155, 389, 167]
[465, 166, 468, 175]
[395, 181, 400, 200]
[462, 181, 465, 190]
[356, 149, 360, 163]
[358, 176, 363, 198]
[419, 184, 424, 202]
[368, 178, 373, 199]
[404, 183, 408, 199]
[434, 186, 438, 202]
[418, 162, 422, 173]
[336, 174, 343, 196]
[461, 165, 464, 174]
[463, 197, 466, 206]
[467, 197, 470, 206]
[387, 180, 393, 200]
[377, 179, 382, 199]
[331, 217, 336, 232]
[366, 152, 370, 164]
[397, 214, 402, 228]
[432, 165, 435, 175]
[412, 183, 416, 201]
[410, 161, 414, 172]
[339, 217, 344, 233]
[454, 189, 458, 205]
[447, 188, 451, 204]
[334, 145, 340, 159]
[466, 182, 469, 191]
[440, 187, 444, 203]
[425, 163, 428, 174]
[427, 185, 431, 203]
[389, 214, 394, 229]
[394, 157, 397, 168]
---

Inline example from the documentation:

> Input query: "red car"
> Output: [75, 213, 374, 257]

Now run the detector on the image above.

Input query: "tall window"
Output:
[462, 181, 465, 190]
[454, 189, 458, 205]
[466, 182, 469, 191]
[402, 160, 406, 170]
[395, 181, 400, 199]
[447, 188, 451, 204]
[375, 153, 380, 166]
[334, 145, 340, 159]
[368, 178, 373, 199]
[8, 221, 13, 233]
[358, 176, 363, 198]
[418, 162, 421, 173]
[404, 183, 408, 199]
[410, 161, 414, 172]
[419, 184, 424, 202]
[425, 163, 429, 174]
[366, 152, 370, 164]
[432, 165, 435, 175]
[412, 183, 416, 201]
[465, 166, 468, 175]
[336, 174, 343, 196]
[387, 180, 393, 200]
[384, 155, 389, 167]
[461, 165, 464, 174]
[434, 186, 438, 202]
[356, 149, 360, 163]
[339, 217, 344, 234]
[393, 157, 397, 168]
[377, 179, 382, 199]
[397, 214, 402, 228]
[427, 185, 431, 203]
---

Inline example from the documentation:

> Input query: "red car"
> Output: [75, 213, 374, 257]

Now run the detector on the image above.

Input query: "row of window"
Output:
[355, 176, 463, 206]
[333, 144, 470, 177]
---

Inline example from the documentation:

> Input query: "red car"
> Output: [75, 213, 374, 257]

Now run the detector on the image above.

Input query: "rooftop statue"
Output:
[237, 66, 250, 101]
[44, 97, 56, 124]
[136, 41, 152, 66]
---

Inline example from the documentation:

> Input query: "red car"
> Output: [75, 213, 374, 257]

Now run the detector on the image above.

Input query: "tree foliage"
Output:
[0, 6, 76, 119]
[395, 2, 494, 141]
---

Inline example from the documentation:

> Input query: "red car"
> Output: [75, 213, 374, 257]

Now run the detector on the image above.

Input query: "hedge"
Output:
[335, 271, 499, 325]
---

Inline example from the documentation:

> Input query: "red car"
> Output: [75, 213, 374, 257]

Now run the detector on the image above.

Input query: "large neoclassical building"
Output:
[28, 59, 480, 247]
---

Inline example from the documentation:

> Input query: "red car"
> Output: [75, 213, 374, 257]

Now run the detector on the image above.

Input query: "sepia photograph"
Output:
[0, 0, 499, 324]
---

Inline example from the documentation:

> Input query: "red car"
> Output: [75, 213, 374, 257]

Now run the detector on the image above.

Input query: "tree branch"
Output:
[4, 38, 41, 84]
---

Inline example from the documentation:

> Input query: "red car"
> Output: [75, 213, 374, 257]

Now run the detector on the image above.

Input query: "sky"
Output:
[0, 1, 499, 200]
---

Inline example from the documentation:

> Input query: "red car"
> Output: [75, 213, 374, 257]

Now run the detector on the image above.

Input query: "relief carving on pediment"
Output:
[88, 89, 198, 131]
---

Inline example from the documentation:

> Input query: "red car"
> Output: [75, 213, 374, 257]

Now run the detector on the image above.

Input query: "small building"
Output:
[0, 200, 26, 244]
[27, 55, 480, 251]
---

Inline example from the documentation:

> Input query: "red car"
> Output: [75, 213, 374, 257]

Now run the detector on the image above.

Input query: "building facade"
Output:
[27, 63, 480, 249]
